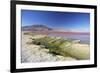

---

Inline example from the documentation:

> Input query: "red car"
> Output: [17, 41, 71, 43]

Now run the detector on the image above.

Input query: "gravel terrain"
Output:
[21, 32, 76, 63]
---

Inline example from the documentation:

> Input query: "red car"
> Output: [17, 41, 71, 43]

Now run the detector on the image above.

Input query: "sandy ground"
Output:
[21, 32, 76, 63]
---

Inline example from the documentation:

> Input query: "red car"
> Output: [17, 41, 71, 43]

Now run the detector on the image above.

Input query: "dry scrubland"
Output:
[21, 32, 90, 63]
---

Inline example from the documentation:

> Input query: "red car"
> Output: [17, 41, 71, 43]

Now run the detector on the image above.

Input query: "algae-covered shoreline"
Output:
[21, 31, 90, 63]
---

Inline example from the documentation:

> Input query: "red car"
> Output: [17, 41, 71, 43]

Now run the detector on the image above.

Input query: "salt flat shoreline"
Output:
[21, 32, 90, 63]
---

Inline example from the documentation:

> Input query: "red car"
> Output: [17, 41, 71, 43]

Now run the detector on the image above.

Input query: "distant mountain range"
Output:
[22, 24, 89, 35]
[22, 24, 53, 31]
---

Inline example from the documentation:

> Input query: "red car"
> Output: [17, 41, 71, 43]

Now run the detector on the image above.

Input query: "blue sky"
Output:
[21, 10, 90, 32]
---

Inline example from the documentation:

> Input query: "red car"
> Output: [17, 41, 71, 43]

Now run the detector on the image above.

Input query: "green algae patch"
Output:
[31, 35, 90, 60]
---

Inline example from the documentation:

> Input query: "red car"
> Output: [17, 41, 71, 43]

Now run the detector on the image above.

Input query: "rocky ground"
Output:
[21, 32, 76, 63]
